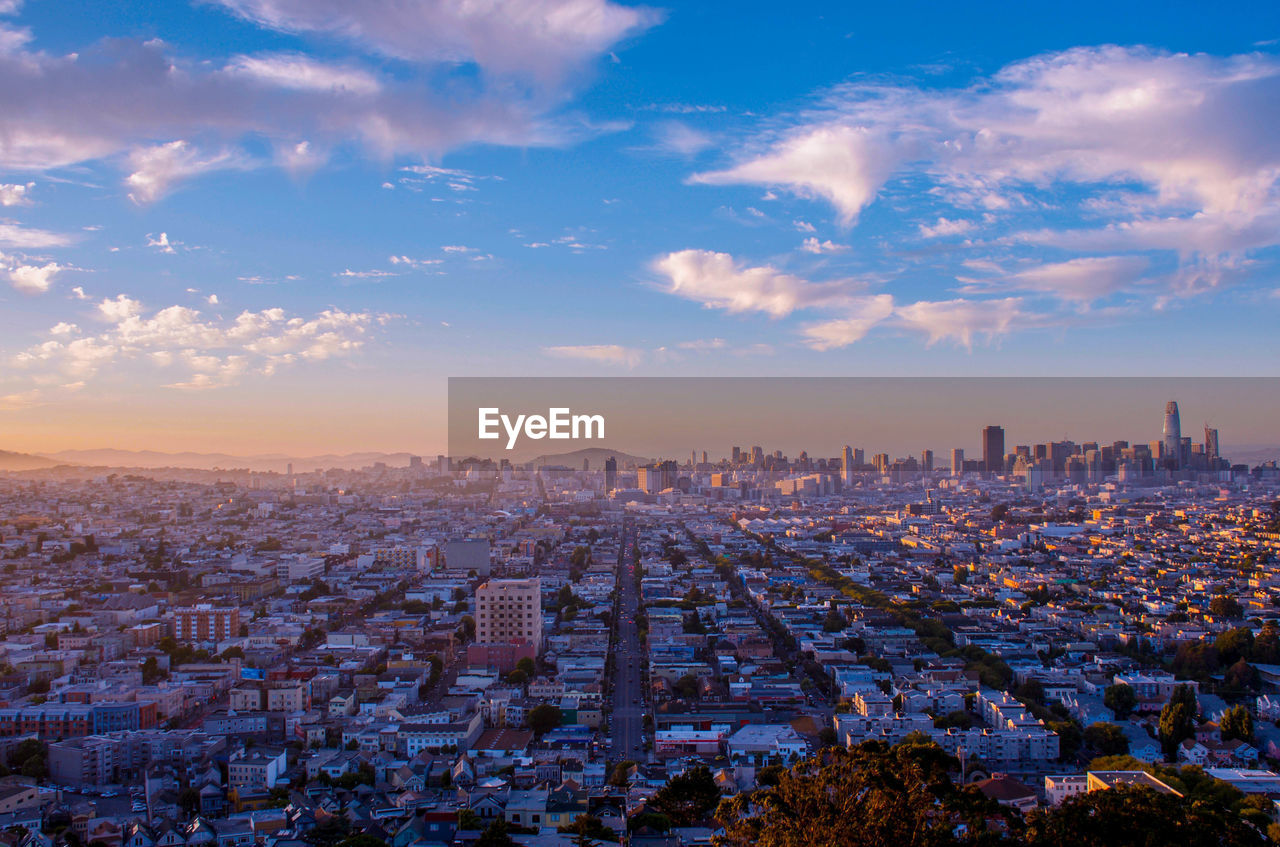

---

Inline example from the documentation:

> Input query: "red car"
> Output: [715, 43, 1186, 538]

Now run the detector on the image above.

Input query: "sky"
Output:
[1, 0, 1279, 455]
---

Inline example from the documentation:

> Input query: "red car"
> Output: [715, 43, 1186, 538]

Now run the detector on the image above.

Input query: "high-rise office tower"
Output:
[841, 445, 855, 485]
[921, 449, 934, 472]
[701, 451, 708, 465]
[638, 460, 678, 493]
[1163, 401, 1181, 468]
[950, 448, 964, 477]
[982, 426, 1005, 475]
[751, 446, 764, 465]
[1204, 426, 1220, 461]
[604, 456, 617, 491]
[731, 446, 741, 464]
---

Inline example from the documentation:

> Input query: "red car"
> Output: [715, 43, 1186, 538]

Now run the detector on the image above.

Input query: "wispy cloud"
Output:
[209, 0, 661, 83]
[691, 46, 1280, 305]
[544, 344, 644, 367]
[652, 248, 1046, 350]
[653, 249, 860, 317]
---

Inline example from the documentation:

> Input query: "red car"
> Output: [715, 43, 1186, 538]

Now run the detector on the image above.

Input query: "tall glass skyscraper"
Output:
[1163, 401, 1181, 468]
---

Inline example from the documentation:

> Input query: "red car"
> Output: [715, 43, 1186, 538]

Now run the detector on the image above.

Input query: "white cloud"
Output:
[675, 338, 727, 351]
[894, 297, 1028, 348]
[225, 53, 381, 95]
[146, 232, 178, 254]
[0, 26, 617, 197]
[70, 285, 87, 300]
[792, 220, 816, 232]
[800, 237, 848, 254]
[652, 249, 858, 317]
[7, 261, 61, 293]
[693, 125, 900, 226]
[918, 217, 974, 238]
[962, 255, 1149, 302]
[13, 295, 384, 389]
[0, 182, 32, 206]
[800, 295, 896, 349]
[207, 294, 219, 305]
[98, 294, 143, 322]
[388, 255, 444, 270]
[0, 222, 71, 248]
[209, 0, 660, 83]
[649, 121, 714, 156]
[336, 268, 397, 279]
[650, 248, 1040, 350]
[544, 344, 643, 367]
[127, 141, 246, 204]
[694, 47, 1280, 293]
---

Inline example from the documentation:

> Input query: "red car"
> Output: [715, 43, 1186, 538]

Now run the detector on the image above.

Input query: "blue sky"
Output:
[1, 0, 1279, 453]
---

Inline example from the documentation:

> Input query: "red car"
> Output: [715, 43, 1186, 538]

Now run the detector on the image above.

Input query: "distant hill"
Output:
[525, 447, 651, 468]
[1225, 445, 1280, 466]
[0, 450, 60, 471]
[46, 449, 419, 473]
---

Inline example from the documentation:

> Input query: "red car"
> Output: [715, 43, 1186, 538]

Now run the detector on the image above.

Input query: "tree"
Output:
[335, 837, 388, 847]
[475, 819, 518, 847]
[1083, 722, 1129, 757]
[716, 742, 1008, 847]
[651, 765, 721, 827]
[1209, 596, 1244, 620]
[558, 814, 614, 846]
[1172, 641, 1220, 678]
[1024, 784, 1263, 847]
[1223, 659, 1261, 692]
[527, 703, 562, 735]
[1220, 704, 1254, 743]
[1159, 684, 1198, 760]
[1103, 683, 1136, 720]
[1215, 627, 1255, 666]
[7, 738, 46, 778]
[516, 656, 536, 677]
[607, 760, 636, 787]
[1253, 623, 1280, 664]
[822, 609, 845, 633]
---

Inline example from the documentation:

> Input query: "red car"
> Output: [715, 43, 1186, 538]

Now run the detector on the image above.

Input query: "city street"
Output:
[608, 521, 647, 763]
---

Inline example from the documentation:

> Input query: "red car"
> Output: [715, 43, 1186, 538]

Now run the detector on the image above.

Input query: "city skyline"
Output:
[2, 2, 1280, 453]
[446, 377, 1280, 464]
